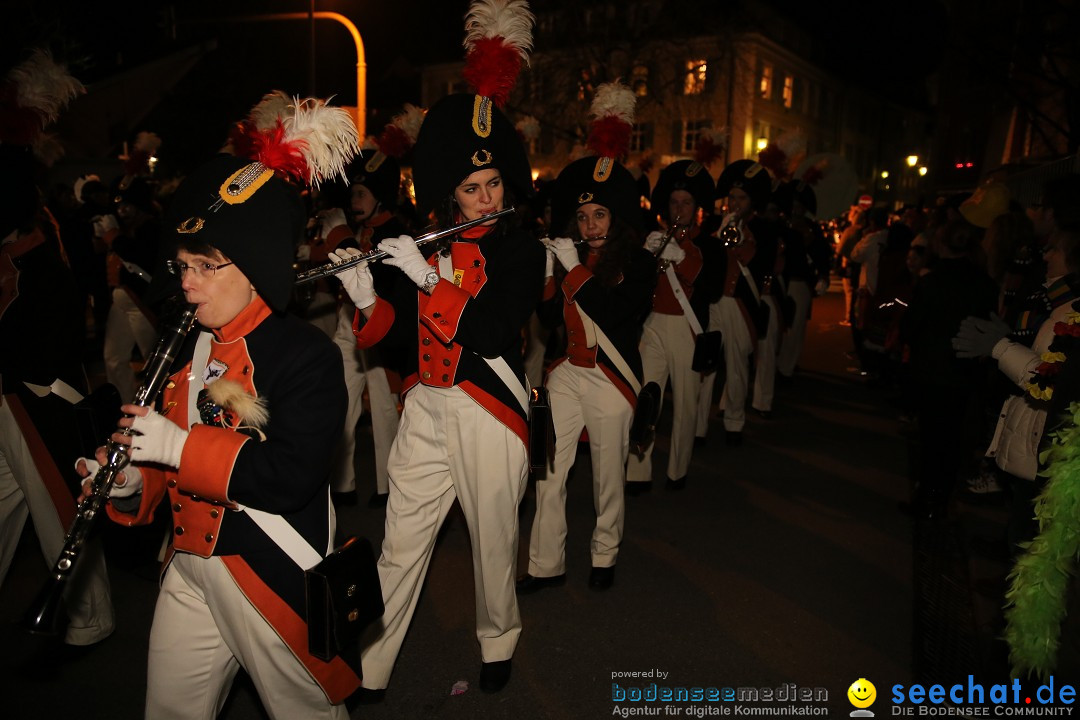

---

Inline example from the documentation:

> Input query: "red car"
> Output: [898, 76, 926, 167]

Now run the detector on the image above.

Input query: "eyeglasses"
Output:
[165, 260, 235, 279]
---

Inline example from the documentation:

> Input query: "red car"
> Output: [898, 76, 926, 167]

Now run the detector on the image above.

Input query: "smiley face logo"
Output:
[847, 678, 876, 709]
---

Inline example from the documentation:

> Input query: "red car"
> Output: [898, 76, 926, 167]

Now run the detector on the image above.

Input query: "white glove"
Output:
[952, 313, 1011, 359]
[330, 247, 376, 309]
[295, 243, 312, 262]
[547, 237, 580, 272]
[660, 242, 686, 264]
[318, 208, 349, 239]
[544, 246, 554, 278]
[643, 230, 665, 253]
[76, 456, 143, 498]
[92, 214, 119, 238]
[815, 277, 830, 296]
[129, 410, 189, 469]
[379, 235, 433, 289]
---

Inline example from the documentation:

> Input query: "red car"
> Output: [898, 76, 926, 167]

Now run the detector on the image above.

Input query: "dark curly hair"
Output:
[552, 211, 640, 289]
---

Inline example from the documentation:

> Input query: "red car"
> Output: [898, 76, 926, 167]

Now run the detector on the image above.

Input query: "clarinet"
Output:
[24, 302, 198, 636]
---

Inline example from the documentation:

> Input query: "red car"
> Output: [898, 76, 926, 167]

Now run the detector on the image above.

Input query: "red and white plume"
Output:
[0, 49, 84, 146]
[693, 127, 727, 167]
[462, 0, 535, 107]
[758, 128, 807, 181]
[375, 103, 425, 159]
[247, 96, 360, 188]
[248, 90, 294, 132]
[586, 81, 635, 160]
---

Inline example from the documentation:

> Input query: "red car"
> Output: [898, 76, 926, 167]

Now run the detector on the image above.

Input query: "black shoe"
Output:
[368, 492, 388, 508]
[479, 659, 512, 693]
[665, 476, 686, 491]
[331, 491, 358, 506]
[346, 687, 385, 709]
[515, 573, 566, 594]
[625, 481, 653, 496]
[588, 566, 615, 591]
[725, 431, 743, 447]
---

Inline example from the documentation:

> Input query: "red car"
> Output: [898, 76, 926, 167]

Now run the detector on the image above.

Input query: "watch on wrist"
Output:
[421, 269, 440, 293]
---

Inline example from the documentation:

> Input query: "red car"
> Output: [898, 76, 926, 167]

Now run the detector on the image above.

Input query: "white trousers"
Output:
[146, 553, 347, 720]
[329, 306, 399, 495]
[626, 313, 700, 483]
[529, 362, 631, 576]
[0, 400, 114, 645]
[306, 289, 339, 338]
[103, 288, 156, 402]
[360, 384, 528, 689]
[752, 295, 780, 412]
[712, 297, 754, 432]
[778, 280, 812, 377]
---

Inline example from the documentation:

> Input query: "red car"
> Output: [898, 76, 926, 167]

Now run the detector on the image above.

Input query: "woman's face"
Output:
[350, 183, 378, 223]
[575, 202, 611, 249]
[454, 168, 504, 224]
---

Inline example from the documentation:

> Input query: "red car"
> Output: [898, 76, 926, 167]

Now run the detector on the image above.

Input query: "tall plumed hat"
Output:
[651, 159, 716, 217]
[716, 159, 772, 212]
[347, 103, 425, 209]
[410, 0, 534, 215]
[552, 81, 642, 234]
[165, 96, 360, 311]
[772, 179, 817, 217]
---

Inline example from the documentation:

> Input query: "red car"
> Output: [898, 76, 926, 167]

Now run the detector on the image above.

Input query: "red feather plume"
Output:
[376, 124, 412, 159]
[587, 116, 631, 160]
[463, 37, 522, 107]
[694, 136, 724, 167]
[248, 120, 310, 183]
[757, 143, 788, 180]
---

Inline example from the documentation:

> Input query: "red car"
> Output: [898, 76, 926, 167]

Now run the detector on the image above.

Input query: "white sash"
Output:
[574, 303, 641, 395]
[664, 263, 704, 336]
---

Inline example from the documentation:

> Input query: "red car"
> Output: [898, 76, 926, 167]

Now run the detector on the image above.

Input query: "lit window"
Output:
[684, 59, 706, 95]
[782, 75, 794, 109]
[681, 119, 708, 154]
[630, 123, 650, 153]
[759, 63, 773, 99]
[632, 65, 649, 97]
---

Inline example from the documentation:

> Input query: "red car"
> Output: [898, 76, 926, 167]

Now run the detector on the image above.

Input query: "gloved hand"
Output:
[547, 237, 580, 272]
[295, 243, 312, 262]
[379, 236, 432, 289]
[330, 247, 376, 309]
[544, 245, 554, 278]
[76, 455, 144, 500]
[115, 406, 189, 469]
[317, 208, 349, 239]
[659, 241, 686, 264]
[815, 277, 830, 297]
[952, 313, 1011, 359]
[643, 230, 665, 253]
[92, 214, 119, 238]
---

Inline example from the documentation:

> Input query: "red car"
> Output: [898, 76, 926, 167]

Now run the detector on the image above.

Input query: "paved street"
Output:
[1, 285, 925, 719]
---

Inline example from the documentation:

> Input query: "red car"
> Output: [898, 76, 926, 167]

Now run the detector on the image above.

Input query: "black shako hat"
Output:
[348, 148, 402, 210]
[717, 159, 772, 212]
[410, 93, 532, 216]
[651, 159, 716, 217]
[773, 179, 817, 217]
[552, 157, 643, 236]
[164, 153, 305, 312]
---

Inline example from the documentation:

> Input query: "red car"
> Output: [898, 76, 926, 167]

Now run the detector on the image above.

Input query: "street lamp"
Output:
[906, 155, 919, 167]
[880, 171, 889, 179]
[755, 136, 768, 152]
[918, 166, 928, 176]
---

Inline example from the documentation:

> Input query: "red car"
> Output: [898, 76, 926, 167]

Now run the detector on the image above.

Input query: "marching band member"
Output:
[517, 82, 655, 594]
[78, 99, 363, 718]
[334, 0, 542, 697]
[625, 159, 719, 492]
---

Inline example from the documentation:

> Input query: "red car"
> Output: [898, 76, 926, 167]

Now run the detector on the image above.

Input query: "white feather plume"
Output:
[698, 126, 728, 149]
[248, 90, 294, 131]
[8, 49, 84, 125]
[588, 81, 636, 125]
[391, 103, 426, 145]
[463, 0, 535, 65]
[283, 97, 361, 187]
[776, 128, 807, 161]
[516, 115, 541, 140]
[206, 379, 270, 430]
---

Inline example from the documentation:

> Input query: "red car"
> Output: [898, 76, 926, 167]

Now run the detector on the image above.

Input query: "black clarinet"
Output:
[24, 302, 198, 636]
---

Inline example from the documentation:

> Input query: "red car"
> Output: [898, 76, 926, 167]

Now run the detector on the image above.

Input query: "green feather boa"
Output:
[1005, 401, 1080, 679]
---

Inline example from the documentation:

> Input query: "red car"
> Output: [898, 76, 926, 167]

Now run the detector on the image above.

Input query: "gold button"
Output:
[568, 329, 575, 335]
[204, 533, 214, 543]
[442, 374, 449, 382]
[422, 371, 431, 379]
[172, 503, 181, 512]
[422, 337, 431, 346]
[423, 354, 431, 361]
[168, 479, 177, 488]
[210, 509, 220, 519]
[442, 358, 451, 366]
[175, 526, 185, 536]
[570, 342, 577, 347]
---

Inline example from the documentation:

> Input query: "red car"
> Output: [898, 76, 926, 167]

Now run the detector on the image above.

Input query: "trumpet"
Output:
[296, 207, 516, 284]
[654, 215, 685, 271]
[719, 224, 742, 247]
[24, 302, 198, 636]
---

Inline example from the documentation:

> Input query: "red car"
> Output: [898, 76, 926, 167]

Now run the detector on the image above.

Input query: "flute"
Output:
[296, 207, 516, 284]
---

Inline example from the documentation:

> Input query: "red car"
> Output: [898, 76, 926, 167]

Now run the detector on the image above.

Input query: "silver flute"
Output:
[296, 207, 516, 284]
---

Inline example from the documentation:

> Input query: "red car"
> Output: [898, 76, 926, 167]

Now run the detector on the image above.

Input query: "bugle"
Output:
[23, 302, 198, 636]
[654, 215, 684, 271]
[295, 207, 516, 284]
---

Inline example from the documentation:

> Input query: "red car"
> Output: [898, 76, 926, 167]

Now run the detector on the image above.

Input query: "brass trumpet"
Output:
[296, 208, 516, 284]
[654, 215, 684, 272]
